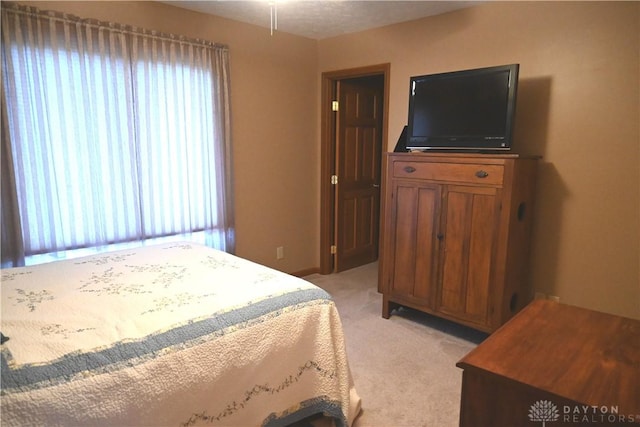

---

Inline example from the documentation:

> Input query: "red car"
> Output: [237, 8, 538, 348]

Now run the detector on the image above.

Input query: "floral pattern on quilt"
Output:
[8, 288, 54, 312]
[0, 242, 319, 369]
[0, 242, 360, 427]
[180, 360, 341, 427]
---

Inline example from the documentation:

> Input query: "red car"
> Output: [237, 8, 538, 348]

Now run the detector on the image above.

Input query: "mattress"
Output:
[0, 242, 361, 426]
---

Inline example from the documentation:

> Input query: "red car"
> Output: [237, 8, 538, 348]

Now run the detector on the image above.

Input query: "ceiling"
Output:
[161, 1, 480, 40]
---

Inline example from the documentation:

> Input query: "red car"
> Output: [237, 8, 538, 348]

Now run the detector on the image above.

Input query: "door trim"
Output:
[319, 63, 390, 274]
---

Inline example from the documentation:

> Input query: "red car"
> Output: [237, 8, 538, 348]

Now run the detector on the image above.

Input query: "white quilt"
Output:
[0, 242, 361, 426]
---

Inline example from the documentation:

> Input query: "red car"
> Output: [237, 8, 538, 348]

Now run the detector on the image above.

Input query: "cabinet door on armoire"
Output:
[437, 185, 500, 327]
[385, 181, 441, 313]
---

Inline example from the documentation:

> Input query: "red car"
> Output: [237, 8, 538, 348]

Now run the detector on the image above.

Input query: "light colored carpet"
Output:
[304, 262, 487, 427]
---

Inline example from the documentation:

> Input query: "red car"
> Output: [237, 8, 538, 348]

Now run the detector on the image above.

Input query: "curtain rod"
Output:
[2, 2, 229, 51]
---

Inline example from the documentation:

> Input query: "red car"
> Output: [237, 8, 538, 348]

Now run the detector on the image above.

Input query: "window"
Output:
[1, 4, 234, 267]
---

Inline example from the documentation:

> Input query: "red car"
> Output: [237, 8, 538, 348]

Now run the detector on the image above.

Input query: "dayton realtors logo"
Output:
[528, 400, 640, 425]
[529, 400, 559, 426]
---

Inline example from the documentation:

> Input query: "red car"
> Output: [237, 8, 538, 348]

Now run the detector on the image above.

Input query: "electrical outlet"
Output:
[276, 246, 284, 260]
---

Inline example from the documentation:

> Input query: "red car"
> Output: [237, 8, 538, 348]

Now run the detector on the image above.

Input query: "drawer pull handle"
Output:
[475, 170, 489, 178]
[404, 166, 416, 173]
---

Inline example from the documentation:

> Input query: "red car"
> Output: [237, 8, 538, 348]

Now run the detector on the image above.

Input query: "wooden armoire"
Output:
[378, 152, 538, 333]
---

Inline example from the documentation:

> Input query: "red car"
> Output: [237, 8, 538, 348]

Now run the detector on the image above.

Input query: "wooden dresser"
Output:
[378, 152, 538, 332]
[457, 300, 640, 426]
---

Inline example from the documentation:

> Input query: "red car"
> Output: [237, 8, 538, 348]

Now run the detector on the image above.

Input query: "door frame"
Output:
[319, 63, 390, 274]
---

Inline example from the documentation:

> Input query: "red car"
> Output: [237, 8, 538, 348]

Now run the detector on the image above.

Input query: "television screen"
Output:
[406, 64, 519, 151]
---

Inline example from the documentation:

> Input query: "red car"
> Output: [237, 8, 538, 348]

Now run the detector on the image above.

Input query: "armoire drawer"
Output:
[392, 161, 505, 185]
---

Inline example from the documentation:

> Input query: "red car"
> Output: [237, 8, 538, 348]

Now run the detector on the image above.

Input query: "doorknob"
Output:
[373, 184, 380, 188]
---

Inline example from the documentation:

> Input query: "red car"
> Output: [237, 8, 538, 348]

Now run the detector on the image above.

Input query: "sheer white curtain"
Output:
[1, 3, 234, 267]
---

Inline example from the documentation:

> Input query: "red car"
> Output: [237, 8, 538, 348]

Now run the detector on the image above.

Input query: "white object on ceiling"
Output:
[161, 1, 480, 40]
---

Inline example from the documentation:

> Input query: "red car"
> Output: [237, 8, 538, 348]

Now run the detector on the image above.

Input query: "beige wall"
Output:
[16, 2, 640, 319]
[318, 1, 640, 319]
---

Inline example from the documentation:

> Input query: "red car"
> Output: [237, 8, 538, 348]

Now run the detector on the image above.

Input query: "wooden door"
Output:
[386, 180, 441, 309]
[437, 185, 499, 326]
[334, 77, 383, 272]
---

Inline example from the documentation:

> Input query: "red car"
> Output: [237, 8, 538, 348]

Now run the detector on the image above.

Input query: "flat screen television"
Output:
[406, 64, 519, 151]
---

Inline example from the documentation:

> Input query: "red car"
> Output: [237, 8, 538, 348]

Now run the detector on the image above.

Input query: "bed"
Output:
[0, 242, 361, 426]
